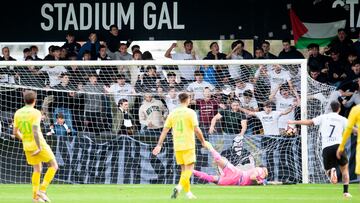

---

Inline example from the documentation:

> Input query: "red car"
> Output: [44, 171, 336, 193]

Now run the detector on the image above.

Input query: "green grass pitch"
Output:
[0, 184, 359, 203]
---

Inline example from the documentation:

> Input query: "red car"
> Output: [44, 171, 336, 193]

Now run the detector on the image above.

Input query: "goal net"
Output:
[0, 59, 331, 184]
[304, 77, 337, 183]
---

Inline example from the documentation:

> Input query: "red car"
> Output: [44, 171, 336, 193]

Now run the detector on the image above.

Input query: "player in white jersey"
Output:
[288, 101, 352, 198]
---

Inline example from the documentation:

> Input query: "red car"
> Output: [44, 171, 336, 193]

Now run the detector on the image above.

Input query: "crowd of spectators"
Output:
[0, 26, 359, 184]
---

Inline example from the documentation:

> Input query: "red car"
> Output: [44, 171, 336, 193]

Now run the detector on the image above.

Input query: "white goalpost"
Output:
[0, 59, 334, 184]
[300, 59, 309, 184]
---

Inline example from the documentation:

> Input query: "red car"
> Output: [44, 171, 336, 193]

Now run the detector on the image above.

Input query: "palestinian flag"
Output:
[289, 8, 346, 49]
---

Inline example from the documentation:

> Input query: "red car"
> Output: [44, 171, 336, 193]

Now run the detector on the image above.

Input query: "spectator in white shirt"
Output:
[129, 50, 144, 86]
[239, 90, 259, 112]
[238, 90, 259, 135]
[164, 40, 199, 81]
[187, 70, 215, 100]
[240, 101, 295, 136]
[39, 48, 67, 87]
[104, 74, 136, 107]
[240, 100, 295, 181]
[269, 84, 300, 133]
[255, 64, 293, 92]
[226, 40, 253, 79]
[165, 87, 180, 113]
[234, 79, 254, 98]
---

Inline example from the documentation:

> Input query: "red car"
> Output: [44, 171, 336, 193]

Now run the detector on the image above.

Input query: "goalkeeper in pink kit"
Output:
[194, 142, 268, 186]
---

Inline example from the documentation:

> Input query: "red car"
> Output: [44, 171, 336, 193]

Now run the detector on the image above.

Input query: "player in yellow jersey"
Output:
[12, 90, 58, 203]
[152, 92, 208, 199]
[337, 104, 360, 185]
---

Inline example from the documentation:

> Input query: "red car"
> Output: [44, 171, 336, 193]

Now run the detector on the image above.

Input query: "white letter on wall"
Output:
[102, 3, 115, 30]
[54, 3, 66, 30]
[80, 3, 92, 30]
[157, 2, 171, 29]
[41, 3, 54, 31]
[173, 2, 184, 29]
[118, 2, 134, 29]
[144, 2, 156, 30]
[64, 3, 79, 30]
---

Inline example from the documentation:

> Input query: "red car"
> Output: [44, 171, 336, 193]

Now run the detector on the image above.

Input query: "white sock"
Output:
[186, 191, 196, 199]
[175, 185, 182, 191]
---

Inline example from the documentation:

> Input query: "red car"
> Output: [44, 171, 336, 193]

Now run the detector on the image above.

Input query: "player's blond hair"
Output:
[178, 92, 190, 103]
[24, 90, 37, 105]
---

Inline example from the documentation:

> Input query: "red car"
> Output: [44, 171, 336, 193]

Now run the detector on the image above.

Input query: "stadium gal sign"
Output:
[0, 0, 358, 42]
[332, 0, 360, 28]
[40, 2, 185, 31]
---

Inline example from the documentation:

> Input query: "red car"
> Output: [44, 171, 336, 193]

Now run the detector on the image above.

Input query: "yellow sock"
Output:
[179, 170, 192, 193]
[40, 167, 57, 192]
[32, 172, 41, 199]
[179, 172, 185, 190]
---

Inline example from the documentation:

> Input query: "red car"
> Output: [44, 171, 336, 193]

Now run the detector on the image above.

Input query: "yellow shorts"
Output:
[25, 144, 56, 165]
[175, 149, 196, 165]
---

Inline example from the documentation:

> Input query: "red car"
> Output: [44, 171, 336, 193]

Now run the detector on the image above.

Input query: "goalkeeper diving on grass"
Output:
[193, 141, 269, 186]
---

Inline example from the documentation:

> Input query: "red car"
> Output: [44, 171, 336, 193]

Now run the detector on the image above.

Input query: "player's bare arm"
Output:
[12, 126, 23, 140]
[239, 107, 256, 116]
[194, 126, 207, 148]
[269, 85, 281, 101]
[288, 119, 314, 126]
[209, 113, 222, 134]
[31, 125, 42, 156]
[152, 127, 170, 155]
[238, 120, 247, 137]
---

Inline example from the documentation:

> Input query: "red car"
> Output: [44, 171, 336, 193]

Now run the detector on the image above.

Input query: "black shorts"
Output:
[322, 144, 348, 171]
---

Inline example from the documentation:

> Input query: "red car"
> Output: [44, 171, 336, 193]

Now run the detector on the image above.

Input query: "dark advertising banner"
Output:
[0, 0, 359, 42]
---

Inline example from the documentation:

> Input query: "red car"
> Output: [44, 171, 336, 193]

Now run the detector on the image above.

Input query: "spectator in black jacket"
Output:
[345, 60, 360, 82]
[62, 32, 81, 55]
[0, 47, 16, 61]
[105, 24, 131, 60]
[327, 49, 347, 87]
[19, 56, 49, 87]
[254, 47, 265, 59]
[325, 28, 353, 61]
[307, 43, 330, 74]
[226, 40, 253, 59]
[278, 39, 304, 59]
[43, 45, 55, 61]
[23, 48, 31, 61]
[309, 65, 328, 84]
[78, 32, 101, 60]
[30, 45, 42, 60]
[110, 98, 140, 184]
[160, 71, 185, 92]
[204, 42, 227, 60]
[135, 65, 160, 93]
[261, 41, 277, 59]
[50, 73, 76, 131]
